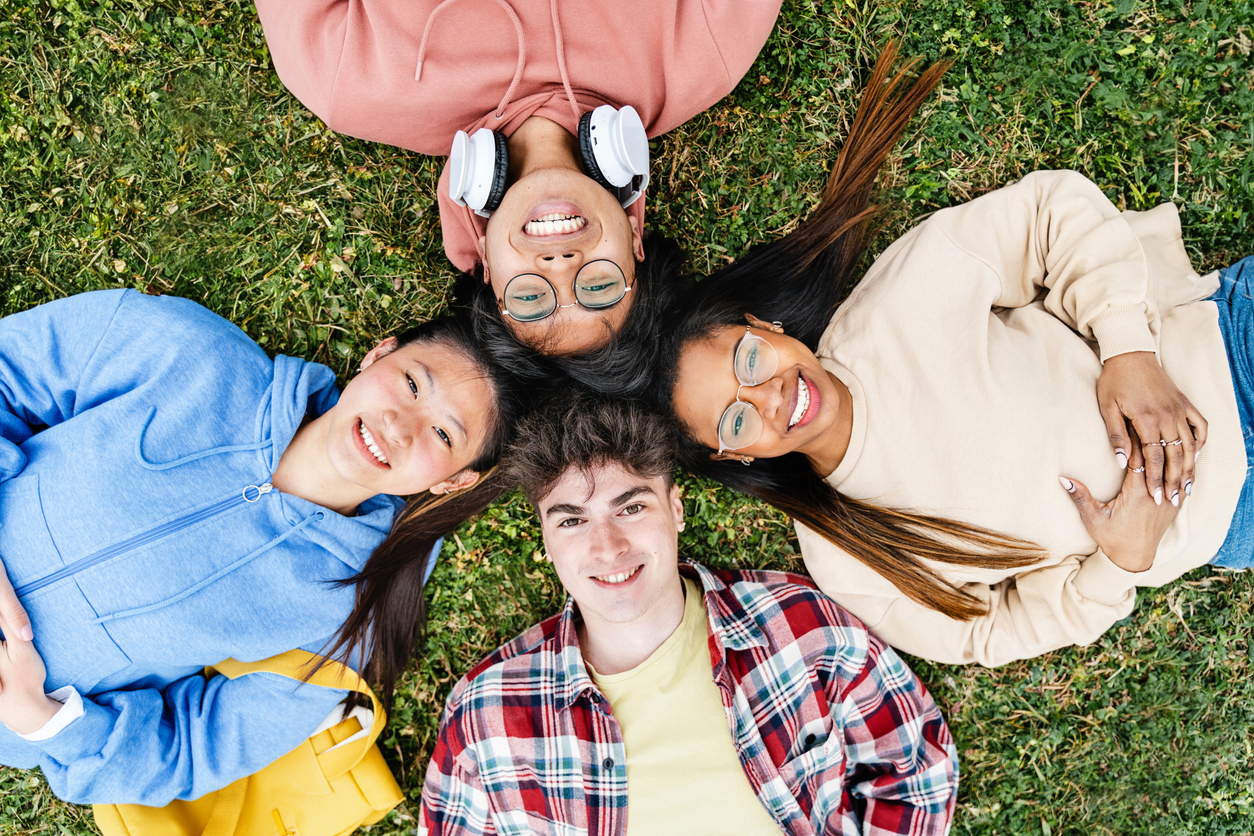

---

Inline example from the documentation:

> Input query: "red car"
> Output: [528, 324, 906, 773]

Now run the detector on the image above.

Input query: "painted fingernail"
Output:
[1171, 490, 1180, 507]
[1059, 477, 1075, 492]
[1185, 480, 1193, 496]
[1115, 450, 1128, 469]
[19, 626, 33, 642]
[1154, 488, 1163, 505]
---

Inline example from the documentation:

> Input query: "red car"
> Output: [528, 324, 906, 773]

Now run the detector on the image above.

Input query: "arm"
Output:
[23, 643, 348, 805]
[419, 704, 496, 836]
[796, 520, 1138, 667]
[933, 169, 1205, 498]
[826, 625, 958, 835]
[0, 290, 129, 483]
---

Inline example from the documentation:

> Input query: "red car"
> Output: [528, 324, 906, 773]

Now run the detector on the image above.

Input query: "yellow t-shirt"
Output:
[587, 578, 783, 835]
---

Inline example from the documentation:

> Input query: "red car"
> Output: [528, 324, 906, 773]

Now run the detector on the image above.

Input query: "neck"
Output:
[804, 369, 855, 477]
[577, 577, 687, 676]
[505, 115, 581, 182]
[271, 412, 376, 516]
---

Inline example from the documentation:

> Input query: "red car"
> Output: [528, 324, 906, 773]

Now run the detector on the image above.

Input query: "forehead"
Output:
[505, 301, 631, 353]
[539, 461, 666, 510]
[673, 325, 743, 421]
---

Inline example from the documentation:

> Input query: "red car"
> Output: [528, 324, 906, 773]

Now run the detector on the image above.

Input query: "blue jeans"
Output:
[1207, 255, 1254, 569]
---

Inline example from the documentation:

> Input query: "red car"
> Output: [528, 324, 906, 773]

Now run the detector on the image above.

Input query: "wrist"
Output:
[1104, 548, 1154, 574]
[4, 695, 64, 736]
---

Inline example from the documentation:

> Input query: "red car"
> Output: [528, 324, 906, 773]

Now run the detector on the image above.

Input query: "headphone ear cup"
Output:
[483, 130, 510, 213]
[577, 110, 616, 191]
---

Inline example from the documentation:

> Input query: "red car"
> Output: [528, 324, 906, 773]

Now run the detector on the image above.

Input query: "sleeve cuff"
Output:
[1071, 550, 1141, 606]
[16, 686, 84, 742]
[1090, 305, 1158, 362]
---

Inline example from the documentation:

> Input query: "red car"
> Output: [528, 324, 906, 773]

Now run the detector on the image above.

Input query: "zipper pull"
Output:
[242, 482, 273, 503]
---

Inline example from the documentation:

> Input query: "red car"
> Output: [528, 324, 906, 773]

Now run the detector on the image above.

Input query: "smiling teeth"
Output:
[524, 213, 586, 236]
[358, 421, 389, 465]
[789, 378, 811, 429]
[595, 566, 641, 584]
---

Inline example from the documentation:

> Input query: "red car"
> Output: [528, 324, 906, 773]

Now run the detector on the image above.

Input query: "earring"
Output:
[442, 487, 452, 495]
[543, 552, 553, 563]
[677, 521, 686, 532]
[740, 456, 754, 467]
[771, 321, 783, 332]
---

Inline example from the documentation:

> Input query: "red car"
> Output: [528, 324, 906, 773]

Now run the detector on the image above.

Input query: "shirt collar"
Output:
[550, 559, 769, 712]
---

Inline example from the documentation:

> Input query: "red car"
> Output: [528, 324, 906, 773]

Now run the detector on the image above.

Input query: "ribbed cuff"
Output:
[1090, 305, 1158, 362]
[1072, 550, 1141, 605]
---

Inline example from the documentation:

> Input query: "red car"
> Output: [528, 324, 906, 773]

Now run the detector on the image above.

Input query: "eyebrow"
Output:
[417, 361, 469, 443]
[544, 503, 586, 519]
[610, 486, 655, 507]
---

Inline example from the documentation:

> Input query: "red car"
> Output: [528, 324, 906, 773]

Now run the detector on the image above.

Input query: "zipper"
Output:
[15, 483, 273, 597]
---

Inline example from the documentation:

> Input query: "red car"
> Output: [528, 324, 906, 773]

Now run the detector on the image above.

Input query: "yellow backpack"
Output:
[93, 649, 405, 836]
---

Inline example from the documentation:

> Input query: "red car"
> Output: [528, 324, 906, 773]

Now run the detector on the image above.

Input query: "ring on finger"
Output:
[1130, 466, 1146, 474]
[1140, 438, 1183, 447]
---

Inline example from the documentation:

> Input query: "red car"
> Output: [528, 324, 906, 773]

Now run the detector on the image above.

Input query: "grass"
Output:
[2, 0, 1253, 833]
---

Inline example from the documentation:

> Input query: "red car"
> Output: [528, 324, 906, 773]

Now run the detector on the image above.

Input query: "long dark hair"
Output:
[659, 42, 1045, 621]
[323, 313, 522, 707]
[459, 231, 691, 399]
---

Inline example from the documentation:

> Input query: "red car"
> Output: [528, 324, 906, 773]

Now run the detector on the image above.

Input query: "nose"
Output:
[587, 519, 630, 564]
[536, 252, 583, 305]
[740, 376, 785, 421]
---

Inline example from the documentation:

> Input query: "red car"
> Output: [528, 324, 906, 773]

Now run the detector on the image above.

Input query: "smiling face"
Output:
[673, 323, 852, 474]
[478, 167, 645, 355]
[325, 337, 495, 497]
[538, 462, 684, 636]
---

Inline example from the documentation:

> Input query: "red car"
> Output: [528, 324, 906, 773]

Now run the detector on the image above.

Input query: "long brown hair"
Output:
[657, 42, 1046, 620]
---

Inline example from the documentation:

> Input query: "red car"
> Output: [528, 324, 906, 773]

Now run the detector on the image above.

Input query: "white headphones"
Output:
[447, 104, 650, 218]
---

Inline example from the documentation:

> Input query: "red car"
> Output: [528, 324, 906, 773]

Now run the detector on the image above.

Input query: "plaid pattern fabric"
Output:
[420, 562, 958, 836]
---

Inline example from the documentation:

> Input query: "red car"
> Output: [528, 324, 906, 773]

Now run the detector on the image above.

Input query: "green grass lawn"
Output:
[2, 0, 1253, 833]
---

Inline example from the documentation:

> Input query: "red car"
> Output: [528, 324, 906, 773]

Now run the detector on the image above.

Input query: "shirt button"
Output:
[602, 757, 615, 770]
[804, 734, 817, 747]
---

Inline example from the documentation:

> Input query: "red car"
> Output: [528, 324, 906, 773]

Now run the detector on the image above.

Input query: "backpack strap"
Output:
[210, 650, 385, 778]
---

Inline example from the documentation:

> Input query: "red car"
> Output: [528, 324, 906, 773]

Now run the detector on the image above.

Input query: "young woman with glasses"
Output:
[0, 289, 520, 804]
[658, 43, 1248, 666]
[254, 0, 782, 395]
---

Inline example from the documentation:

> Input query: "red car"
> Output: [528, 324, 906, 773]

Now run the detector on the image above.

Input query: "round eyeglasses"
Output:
[717, 327, 779, 453]
[497, 259, 632, 322]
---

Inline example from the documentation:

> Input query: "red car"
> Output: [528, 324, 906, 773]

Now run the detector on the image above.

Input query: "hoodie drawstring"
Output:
[415, 0, 580, 123]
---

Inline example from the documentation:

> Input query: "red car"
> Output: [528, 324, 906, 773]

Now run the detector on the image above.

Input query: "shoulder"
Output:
[443, 612, 564, 711]
[707, 566, 882, 673]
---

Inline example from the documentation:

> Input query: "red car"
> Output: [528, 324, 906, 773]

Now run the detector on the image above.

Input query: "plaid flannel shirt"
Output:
[420, 561, 958, 836]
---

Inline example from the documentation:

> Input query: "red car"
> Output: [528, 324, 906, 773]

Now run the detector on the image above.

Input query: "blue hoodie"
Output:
[0, 289, 415, 804]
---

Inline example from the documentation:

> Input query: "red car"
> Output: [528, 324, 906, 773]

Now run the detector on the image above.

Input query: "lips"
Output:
[592, 565, 642, 585]
[787, 372, 821, 432]
[357, 420, 390, 468]
[523, 213, 587, 236]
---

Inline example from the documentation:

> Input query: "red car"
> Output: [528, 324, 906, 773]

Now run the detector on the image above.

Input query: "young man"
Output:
[419, 396, 958, 835]
[254, 0, 783, 360]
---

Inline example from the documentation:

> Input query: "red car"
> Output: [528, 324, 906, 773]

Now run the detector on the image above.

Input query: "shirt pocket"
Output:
[776, 717, 842, 797]
[1, 473, 132, 693]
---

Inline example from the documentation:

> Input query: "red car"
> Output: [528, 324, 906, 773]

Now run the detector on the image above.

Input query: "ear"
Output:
[667, 483, 684, 529]
[429, 468, 481, 495]
[629, 215, 645, 262]
[358, 336, 399, 372]
[475, 236, 489, 283]
[744, 313, 784, 334]
[709, 451, 754, 465]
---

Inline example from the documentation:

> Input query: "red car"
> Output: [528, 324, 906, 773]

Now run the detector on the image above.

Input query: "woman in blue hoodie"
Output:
[0, 288, 518, 804]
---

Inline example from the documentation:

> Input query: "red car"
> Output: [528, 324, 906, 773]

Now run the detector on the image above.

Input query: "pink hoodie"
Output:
[255, 0, 782, 271]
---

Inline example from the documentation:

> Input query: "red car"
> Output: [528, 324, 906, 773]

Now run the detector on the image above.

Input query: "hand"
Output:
[1059, 439, 1180, 573]
[0, 558, 56, 736]
[1097, 351, 1207, 508]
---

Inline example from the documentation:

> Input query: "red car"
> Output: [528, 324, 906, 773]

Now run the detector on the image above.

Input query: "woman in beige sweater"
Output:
[658, 52, 1249, 666]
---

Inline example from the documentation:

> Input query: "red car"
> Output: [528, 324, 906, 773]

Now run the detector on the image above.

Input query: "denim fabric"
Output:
[1207, 255, 1254, 568]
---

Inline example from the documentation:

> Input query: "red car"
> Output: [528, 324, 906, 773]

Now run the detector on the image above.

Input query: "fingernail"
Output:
[19, 626, 33, 642]
[1185, 480, 1193, 496]
[1059, 476, 1075, 492]
[1154, 488, 1163, 505]
[1171, 491, 1180, 507]
[1115, 450, 1128, 469]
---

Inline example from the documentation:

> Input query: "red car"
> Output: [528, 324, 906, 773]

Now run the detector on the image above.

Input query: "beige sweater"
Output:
[798, 170, 1245, 667]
